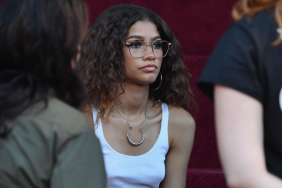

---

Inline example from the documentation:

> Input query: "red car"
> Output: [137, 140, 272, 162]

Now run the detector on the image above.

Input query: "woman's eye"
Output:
[153, 42, 162, 49]
[129, 42, 142, 48]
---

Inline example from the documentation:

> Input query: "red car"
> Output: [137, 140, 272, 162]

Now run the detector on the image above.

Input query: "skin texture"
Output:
[71, 45, 81, 69]
[85, 21, 195, 187]
[214, 85, 282, 188]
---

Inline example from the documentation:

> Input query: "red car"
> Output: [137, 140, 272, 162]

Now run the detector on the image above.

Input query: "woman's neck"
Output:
[113, 82, 149, 118]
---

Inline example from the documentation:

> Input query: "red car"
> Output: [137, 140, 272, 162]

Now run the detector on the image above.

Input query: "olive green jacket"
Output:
[0, 97, 106, 188]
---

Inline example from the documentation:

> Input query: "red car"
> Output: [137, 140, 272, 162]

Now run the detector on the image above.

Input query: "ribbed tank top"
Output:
[92, 103, 169, 188]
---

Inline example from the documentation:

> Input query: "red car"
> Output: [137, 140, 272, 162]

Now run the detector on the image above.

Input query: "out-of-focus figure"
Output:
[0, 0, 106, 187]
[198, 0, 282, 187]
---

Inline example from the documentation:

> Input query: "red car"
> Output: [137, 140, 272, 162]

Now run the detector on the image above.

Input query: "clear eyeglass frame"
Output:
[124, 40, 171, 58]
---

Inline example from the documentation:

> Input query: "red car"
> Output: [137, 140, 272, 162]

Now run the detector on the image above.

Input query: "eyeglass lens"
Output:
[128, 40, 169, 58]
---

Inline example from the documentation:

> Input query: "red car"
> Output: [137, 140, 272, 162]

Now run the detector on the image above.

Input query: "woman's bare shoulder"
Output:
[167, 105, 195, 147]
[167, 105, 195, 130]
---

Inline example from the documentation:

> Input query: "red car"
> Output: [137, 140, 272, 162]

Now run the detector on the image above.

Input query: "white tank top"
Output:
[93, 103, 169, 188]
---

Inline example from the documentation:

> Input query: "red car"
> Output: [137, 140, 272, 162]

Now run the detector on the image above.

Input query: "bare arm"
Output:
[161, 107, 195, 188]
[215, 85, 282, 188]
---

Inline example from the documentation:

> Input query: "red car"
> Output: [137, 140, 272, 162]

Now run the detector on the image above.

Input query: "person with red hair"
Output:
[198, 0, 282, 187]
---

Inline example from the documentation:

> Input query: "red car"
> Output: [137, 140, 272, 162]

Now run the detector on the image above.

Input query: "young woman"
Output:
[0, 0, 106, 187]
[198, 0, 282, 187]
[79, 4, 196, 188]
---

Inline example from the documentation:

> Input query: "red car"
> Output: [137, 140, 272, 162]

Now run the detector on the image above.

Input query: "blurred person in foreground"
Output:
[198, 0, 282, 187]
[0, 0, 106, 187]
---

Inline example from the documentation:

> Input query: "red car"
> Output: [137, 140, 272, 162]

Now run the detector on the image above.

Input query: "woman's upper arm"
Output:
[161, 107, 195, 188]
[214, 85, 282, 187]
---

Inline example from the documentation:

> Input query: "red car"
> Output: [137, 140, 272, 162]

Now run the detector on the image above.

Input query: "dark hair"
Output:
[79, 4, 196, 121]
[0, 0, 88, 137]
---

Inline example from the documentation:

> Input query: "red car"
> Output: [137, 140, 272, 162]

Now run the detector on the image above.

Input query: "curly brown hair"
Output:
[79, 4, 195, 122]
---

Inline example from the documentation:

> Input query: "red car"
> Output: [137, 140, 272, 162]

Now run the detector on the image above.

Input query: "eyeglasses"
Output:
[124, 40, 171, 58]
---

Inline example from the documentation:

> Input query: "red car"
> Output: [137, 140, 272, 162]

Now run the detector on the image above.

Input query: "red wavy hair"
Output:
[232, 0, 282, 44]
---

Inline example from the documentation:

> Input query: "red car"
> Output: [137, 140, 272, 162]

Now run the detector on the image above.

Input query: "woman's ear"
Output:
[71, 45, 82, 70]
[76, 45, 82, 62]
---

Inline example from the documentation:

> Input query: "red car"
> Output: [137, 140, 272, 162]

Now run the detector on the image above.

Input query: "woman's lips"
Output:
[140, 64, 157, 72]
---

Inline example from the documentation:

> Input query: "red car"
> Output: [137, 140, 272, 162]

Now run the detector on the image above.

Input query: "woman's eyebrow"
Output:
[125, 35, 144, 40]
[151, 36, 161, 41]
[125, 35, 162, 41]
